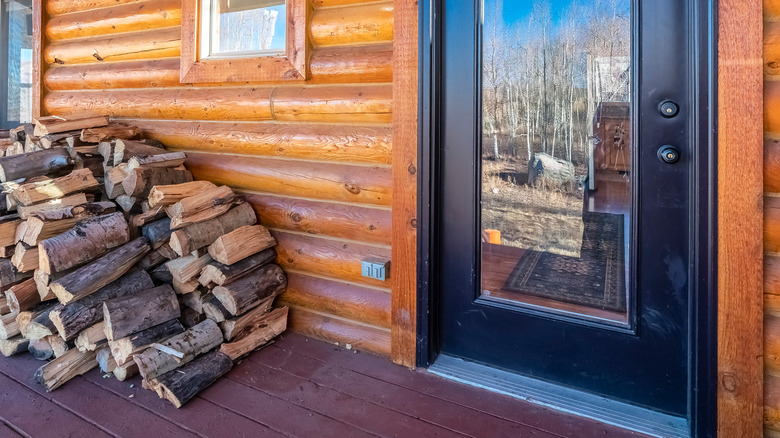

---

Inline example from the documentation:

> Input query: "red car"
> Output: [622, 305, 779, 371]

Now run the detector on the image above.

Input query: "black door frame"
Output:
[415, 0, 717, 436]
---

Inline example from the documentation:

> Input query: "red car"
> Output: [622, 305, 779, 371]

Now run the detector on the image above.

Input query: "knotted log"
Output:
[50, 237, 151, 304]
[169, 203, 256, 256]
[212, 264, 287, 315]
[49, 270, 154, 341]
[133, 319, 223, 381]
[38, 212, 130, 275]
[103, 284, 180, 341]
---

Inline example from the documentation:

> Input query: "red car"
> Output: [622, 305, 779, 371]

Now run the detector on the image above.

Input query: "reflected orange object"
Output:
[485, 229, 501, 244]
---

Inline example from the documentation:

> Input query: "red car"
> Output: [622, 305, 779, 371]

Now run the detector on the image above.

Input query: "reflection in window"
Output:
[480, 0, 632, 323]
[3, 0, 33, 128]
[200, 0, 286, 59]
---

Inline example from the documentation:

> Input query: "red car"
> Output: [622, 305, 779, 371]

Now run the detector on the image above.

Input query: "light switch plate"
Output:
[362, 260, 389, 281]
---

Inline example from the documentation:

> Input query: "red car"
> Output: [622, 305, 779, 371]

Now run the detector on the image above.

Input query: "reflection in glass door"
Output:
[479, 0, 631, 324]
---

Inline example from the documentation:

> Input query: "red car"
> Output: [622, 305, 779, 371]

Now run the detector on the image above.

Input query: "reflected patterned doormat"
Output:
[503, 212, 626, 312]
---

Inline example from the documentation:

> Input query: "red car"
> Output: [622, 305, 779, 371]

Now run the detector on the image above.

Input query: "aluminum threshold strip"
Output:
[428, 355, 689, 438]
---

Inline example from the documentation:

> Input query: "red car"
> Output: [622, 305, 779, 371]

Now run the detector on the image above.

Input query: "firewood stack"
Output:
[0, 115, 289, 408]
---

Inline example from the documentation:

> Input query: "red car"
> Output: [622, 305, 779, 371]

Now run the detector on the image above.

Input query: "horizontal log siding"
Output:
[766, 2, 780, 432]
[40, 0, 396, 357]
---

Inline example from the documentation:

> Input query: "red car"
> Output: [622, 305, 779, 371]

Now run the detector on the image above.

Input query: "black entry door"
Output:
[435, 0, 713, 422]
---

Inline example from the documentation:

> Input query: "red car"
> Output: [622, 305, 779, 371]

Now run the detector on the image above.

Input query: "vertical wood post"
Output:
[32, 0, 47, 119]
[718, 0, 764, 435]
[391, 0, 419, 367]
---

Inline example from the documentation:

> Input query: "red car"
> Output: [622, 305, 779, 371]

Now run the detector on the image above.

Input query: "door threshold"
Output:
[428, 355, 689, 438]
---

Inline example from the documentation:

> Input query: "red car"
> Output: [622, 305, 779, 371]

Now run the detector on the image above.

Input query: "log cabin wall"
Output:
[767, 0, 780, 434]
[34, 0, 413, 361]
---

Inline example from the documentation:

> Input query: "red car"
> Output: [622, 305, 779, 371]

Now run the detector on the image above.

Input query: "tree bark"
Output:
[22, 202, 116, 245]
[212, 264, 287, 315]
[38, 212, 129, 275]
[108, 319, 184, 366]
[49, 269, 154, 341]
[169, 203, 256, 256]
[103, 284, 180, 341]
[133, 319, 223, 381]
[0, 148, 73, 182]
[50, 237, 151, 304]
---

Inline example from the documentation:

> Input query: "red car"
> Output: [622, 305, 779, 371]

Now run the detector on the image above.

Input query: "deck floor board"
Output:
[0, 332, 646, 438]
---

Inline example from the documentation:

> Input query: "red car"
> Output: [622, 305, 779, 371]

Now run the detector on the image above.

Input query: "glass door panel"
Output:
[479, 0, 631, 325]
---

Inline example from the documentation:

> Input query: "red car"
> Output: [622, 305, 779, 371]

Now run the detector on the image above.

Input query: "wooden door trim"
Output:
[717, 0, 764, 435]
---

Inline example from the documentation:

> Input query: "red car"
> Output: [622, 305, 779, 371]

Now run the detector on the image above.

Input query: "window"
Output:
[181, 0, 307, 83]
[1, 0, 33, 128]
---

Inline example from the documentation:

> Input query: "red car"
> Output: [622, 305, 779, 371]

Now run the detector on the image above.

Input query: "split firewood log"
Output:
[49, 237, 151, 304]
[6, 278, 40, 313]
[0, 213, 21, 247]
[0, 296, 9, 315]
[141, 217, 173, 249]
[39, 130, 79, 149]
[0, 313, 20, 340]
[137, 247, 170, 270]
[33, 115, 109, 137]
[172, 278, 199, 295]
[145, 351, 233, 408]
[11, 243, 38, 272]
[127, 152, 187, 171]
[198, 249, 276, 287]
[0, 257, 32, 290]
[180, 290, 211, 314]
[22, 202, 117, 246]
[21, 305, 58, 340]
[112, 139, 165, 166]
[220, 299, 279, 341]
[49, 270, 154, 341]
[123, 167, 193, 198]
[108, 319, 185, 366]
[16, 192, 89, 220]
[148, 181, 217, 209]
[166, 250, 211, 284]
[0, 335, 28, 356]
[207, 225, 276, 265]
[132, 208, 167, 227]
[38, 212, 130, 275]
[115, 194, 141, 213]
[48, 334, 70, 357]
[133, 319, 223, 381]
[169, 203, 256, 256]
[212, 264, 287, 315]
[35, 348, 98, 391]
[166, 186, 241, 230]
[0, 148, 73, 182]
[219, 307, 288, 361]
[202, 296, 232, 323]
[105, 163, 129, 199]
[113, 360, 139, 381]
[10, 168, 99, 206]
[15, 301, 56, 336]
[80, 124, 140, 143]
[103, 284, 180, 341]
[180, 306, 206, 328]
[74, 322, 107, 352]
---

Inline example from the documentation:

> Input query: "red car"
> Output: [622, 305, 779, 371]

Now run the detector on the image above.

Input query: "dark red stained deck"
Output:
[0, 333, 646, 438]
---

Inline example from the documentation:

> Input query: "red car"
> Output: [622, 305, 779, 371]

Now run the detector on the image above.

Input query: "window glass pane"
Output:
[4, 0, 33, 127]
[480, 0, 631, 324]
[200, 0, 286, 59]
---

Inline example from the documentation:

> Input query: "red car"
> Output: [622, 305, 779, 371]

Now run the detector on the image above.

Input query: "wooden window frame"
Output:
[180, 0, 308, 83]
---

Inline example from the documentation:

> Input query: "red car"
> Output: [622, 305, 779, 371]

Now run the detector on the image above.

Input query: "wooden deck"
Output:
[0, 333, 646, 438]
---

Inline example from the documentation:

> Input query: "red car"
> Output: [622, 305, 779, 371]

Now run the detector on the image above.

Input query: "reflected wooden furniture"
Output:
[593, 102, 630, 174]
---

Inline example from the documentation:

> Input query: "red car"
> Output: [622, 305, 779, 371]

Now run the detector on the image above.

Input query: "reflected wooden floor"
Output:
[0, 333, 646, 437]
[481, 174, 631, 323]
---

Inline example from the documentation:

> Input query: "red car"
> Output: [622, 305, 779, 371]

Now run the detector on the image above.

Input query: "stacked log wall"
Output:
[764, 0, 780, 433]
[38, 0, 398, 358]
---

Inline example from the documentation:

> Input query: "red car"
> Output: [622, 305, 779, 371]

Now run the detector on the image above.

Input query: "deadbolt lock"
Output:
[658, 145, 680, 164]
[659, 100, 680, 118]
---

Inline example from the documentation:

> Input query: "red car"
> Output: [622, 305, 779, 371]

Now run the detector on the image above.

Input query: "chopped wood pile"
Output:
[0, 115, 289, 407]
